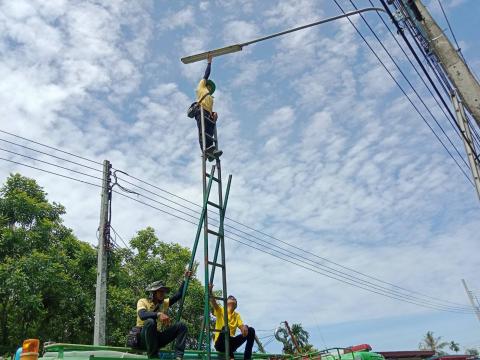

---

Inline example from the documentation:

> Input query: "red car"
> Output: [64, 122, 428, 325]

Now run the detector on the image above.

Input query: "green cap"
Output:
[206, 79, 216, 95]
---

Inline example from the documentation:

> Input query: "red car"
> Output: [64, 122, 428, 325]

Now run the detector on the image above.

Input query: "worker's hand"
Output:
[207, 53, 213, 63]
[240, 325, 249, 337]
[212, 112, 218, 122]
[184, 270, 193, 278]
[158, 312, 170, 325]
[208, 283, 214, 295]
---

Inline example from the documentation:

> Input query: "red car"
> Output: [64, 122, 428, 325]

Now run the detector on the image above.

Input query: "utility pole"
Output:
[410, 0, 480, 127]
[94, 160, 112, 345]
[284, 321, 301, 354]
[461, 279, 480, 323]
[451, 92, 480, 200]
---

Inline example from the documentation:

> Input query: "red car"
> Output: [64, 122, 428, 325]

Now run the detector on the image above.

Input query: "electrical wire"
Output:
[378, 0, 480, 164]
[0, 158, 474, 313]
[0, 137, 103, 173]
[0, 157, 103, 188]
[330, 0, 474, 186]
[0, 147, 103, 181]
[113, 170, 472, 309]
[363, 0, 477, 157]
[0, 129, 102, 165]
[436, 0, 464, 62]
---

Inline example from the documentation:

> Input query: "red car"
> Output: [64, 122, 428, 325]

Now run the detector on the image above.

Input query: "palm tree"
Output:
[280, 323, 315, 354]
[419, 331, 449, 355]
[449, 341, 460, 353]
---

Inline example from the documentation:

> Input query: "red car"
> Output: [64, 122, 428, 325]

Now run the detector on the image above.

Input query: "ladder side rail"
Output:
[176, 166, 217, 322]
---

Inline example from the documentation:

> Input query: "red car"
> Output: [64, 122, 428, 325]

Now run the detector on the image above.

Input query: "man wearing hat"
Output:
[136, 271, 192, 359]
[195, 54, 223, 161]
[209, 284, 256, 360]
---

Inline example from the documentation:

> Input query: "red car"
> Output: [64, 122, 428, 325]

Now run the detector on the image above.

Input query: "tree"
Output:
[0, 174, 97, 353]
[419, 331, 449, 355]
[0, 173, 205, 354]
[449, 341, 460, 353]
[280, 323, 315, 355]
[466, 348, 479, 356]
[106, 227, 205, 347]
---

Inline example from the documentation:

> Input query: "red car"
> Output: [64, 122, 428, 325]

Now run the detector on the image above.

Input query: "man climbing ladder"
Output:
[195, 54, 223, 161]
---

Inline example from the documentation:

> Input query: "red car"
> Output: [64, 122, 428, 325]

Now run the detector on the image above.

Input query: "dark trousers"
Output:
[195, 111, 216, 150]
[140, 319, 187, 359]
[214, 327, 255, 360]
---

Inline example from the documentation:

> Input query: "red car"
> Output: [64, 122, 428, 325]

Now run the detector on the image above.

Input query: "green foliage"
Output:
[466, 348, 479, 356]
[0, 174, 97, 354]
[106, 227, 204, 348]
[418, 331, 449, 355]
[281, 323, 315, 355]
[0, 173, 205, 354]
[449, 341, 460, 353]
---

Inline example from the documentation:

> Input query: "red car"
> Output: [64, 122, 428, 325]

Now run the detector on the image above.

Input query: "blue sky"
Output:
[1, 0, 480, 354]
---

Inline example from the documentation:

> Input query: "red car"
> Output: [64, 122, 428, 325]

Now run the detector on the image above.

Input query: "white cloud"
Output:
[1, 1, 479, 352]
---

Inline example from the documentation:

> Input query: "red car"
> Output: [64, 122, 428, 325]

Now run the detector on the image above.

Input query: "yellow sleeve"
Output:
[163, 298, 170, 312]
[236, 313, 244, 328]
[197, 79, 207, 91]
[137, 299, 147, 313]
[213, 305, 223, 319]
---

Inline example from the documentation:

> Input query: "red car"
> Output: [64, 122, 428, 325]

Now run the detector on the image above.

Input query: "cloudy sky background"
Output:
[1, 0, 480, 353]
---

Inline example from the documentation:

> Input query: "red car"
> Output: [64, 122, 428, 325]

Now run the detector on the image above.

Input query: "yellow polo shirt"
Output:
[136, 298, 170, 331]
[212, 306, 244, 343]
[196, 79, 214, 113]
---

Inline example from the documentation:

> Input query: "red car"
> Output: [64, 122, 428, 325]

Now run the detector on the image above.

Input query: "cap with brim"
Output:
[206, 80, 216, 95]
[146, 281, 170, 292]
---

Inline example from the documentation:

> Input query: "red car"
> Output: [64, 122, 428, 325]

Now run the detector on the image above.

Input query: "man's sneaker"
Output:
[213, 149, 223, 159]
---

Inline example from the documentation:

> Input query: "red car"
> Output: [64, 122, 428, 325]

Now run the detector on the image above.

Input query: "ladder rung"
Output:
[211, 329, 223, 333]
[205, 173, 219, 182]
[204, 116, 216, 124]
[213, 296, 225, 301]
[208, 261, 224, 268]
[207, 229, 222, 237]
[207, 201, 221, 209]
[205, 133, 217, 142]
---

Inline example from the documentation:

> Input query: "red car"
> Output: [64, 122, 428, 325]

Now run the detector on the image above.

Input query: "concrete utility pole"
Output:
[412, 0, 480, 127]
[451, 92, 480, 200]
[94, 160, 112, 345]
[284, 321, 301, 354]
[461, 279, 480, 323]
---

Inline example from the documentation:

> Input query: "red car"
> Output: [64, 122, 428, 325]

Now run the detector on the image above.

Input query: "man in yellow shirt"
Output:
[136, 271, 191, 359]
[195, 54, 223, 162]
[209, 285, 256, 360]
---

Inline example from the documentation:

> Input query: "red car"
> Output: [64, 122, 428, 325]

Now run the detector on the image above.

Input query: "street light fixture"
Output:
[181, 7, 386, 64]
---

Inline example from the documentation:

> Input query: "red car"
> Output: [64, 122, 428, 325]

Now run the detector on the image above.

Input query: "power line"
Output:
[378, 0, 480, 164]
[0, 137, 103, 173]
[364, 0, 478, 155]
[0, 158, 473, 313]
[435, 0, 464, 63]
[0, 128, 472, 309]
[330, 0, 474, 186]
[110, 183, 473, 313]
[0, 157, 103, 188]
[110, 226, 130, 249]
[114, 170, 471, 309]
[0, 147, 103, 181]
[0, 129, 102, 165]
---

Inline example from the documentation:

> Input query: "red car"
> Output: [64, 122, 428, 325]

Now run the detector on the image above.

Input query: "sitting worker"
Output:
[136, 270, 192, 359]
[209, 284, 256, 360]
[195, 53, 223, 161]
